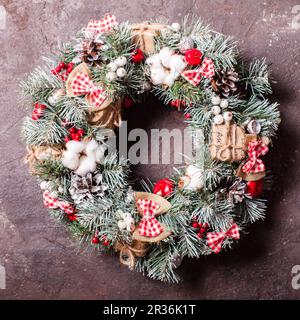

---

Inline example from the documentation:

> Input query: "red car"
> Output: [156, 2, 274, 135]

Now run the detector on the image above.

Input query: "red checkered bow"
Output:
[207, 223, 240, 254]
[71, 73, 107, 108]
[242, 141, 269, 174]
[43, 191, 75, 215]
[181, 57, 215, 86]
[87, 14, 118, 33]
[137, 198, 164, 237]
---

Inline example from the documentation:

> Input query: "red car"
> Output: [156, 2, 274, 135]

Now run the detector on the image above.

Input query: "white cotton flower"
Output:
[169, 54, 187, 73]
[61, 139, 107, 176]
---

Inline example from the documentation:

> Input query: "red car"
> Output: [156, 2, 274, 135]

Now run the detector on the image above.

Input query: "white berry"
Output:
[171, 22, 181, 32]
[108, 62, 118, 72]
[40, 181, 50, 190]
[213, 114, 224, 125]
[211, 95, 221, 105]
[223, 111, 233, 122]
[220, 99, 229, 109]
[116, 68, 127, 78]
[211, 105, 221, 115]
[106, 71, 117, 81]
[115, 56, 127, 67]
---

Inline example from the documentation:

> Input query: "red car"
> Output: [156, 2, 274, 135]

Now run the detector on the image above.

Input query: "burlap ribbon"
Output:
[131, 22, 166, 53]
[87, 97, 122, 129]
[132, 192, 172, 243]
[114, 240, 149, 270]
[209, 122, 246, 163]
[25, 145, 63, 173]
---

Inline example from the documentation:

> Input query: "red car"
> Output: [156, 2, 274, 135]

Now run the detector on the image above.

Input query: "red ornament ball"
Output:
[153, 178, 174, 197]
[131, 48, 145, 63]
[246, 179, 264, 197]
[185, 49, 203, 66]
[91, 236, 100, 244]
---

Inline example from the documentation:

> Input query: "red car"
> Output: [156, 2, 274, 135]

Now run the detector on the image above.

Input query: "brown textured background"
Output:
[0, 0, 299, 299]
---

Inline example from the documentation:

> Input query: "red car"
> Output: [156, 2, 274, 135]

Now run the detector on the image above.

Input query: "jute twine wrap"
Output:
[131, 22, 166, 53]
[114, 240, 149, 270]
[25, 145, 63, 173]
[209, 122, 246, 163]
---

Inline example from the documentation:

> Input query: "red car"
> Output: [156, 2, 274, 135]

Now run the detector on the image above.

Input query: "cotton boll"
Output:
[66, 140, 86, 153]
[62, 152, 80, 171]
[159, 47, 174, 69]
[185, 165, 204, 190]
[150, 67, 167, 85]
[75, 155, 97, 176]
[85, 139, 99, 156]
[164, 73, 177, 87]
[171, 22, 181, 32]
[95, 145, 107, 163]
[118, 220, 126, 230]
[169, 54, 187, 73]
[146, 54, 161, 67]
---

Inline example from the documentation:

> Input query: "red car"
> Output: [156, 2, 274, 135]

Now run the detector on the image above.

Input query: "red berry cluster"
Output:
[169, 99, 186, 109]
[191, 221, 209, 239]
[32, 102, 47, 121]
[92, 234, 110, 246]
[51, 62, 74, 81]
[64, 127, 85, 143]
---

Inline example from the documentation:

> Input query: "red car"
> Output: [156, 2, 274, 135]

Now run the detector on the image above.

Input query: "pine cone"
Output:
[81, 40, 103, 65]
[69, 172, 108, 204]
[212, 68, 239, 98]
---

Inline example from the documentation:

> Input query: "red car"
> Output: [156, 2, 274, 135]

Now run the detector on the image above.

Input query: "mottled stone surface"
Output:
[0, 0, 299, 299]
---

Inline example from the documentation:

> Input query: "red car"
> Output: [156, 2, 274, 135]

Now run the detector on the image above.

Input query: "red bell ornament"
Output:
[246, 179, 263, 197]
[153, 178, 174, 197]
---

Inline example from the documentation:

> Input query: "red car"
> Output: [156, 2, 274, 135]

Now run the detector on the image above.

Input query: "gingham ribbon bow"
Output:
[71, 73, 107, 108]
[87, 14, 118, 33]
[43, 191, 75, 215]
[242, 141, 269, 174]
[137, 198, 164, 237]
[207, 223, 240, 254]
[181, 57, 215, 86]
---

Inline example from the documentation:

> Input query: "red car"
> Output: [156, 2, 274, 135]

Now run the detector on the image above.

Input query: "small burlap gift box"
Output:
[210, 122, 249, 163]
[131, 22, 166, 53]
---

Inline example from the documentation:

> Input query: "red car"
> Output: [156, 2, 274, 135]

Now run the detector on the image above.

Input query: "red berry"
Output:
[153, 178, 174, 197]
[55, 66, 61, 73]
[38, 104, 47, 109]
[51, 69, 58, 75]
[131, 48, 145, 63]
[91, 236, 100, 244]
[73, 134, 81, 141]
[64, 136, 71, 143]
[198, 222, 203, 228]
[203, 222, 209, 229]
[68, 214, 77, 221]
[67, 62, 74, 68]
[58, 62, 66, 69]
[192, 222, 199, 229]
[185, 113, 191, 119]
[69, 127, 77, 134]
[200, 228, 206, 233]
[77, 129, 84, 136]
[103, 240, 110, 246]
[197, 232, 203, 239]
[67, 66, 73, 74]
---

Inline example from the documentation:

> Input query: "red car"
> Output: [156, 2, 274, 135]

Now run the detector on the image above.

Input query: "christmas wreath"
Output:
[21, 14, 280, 282]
